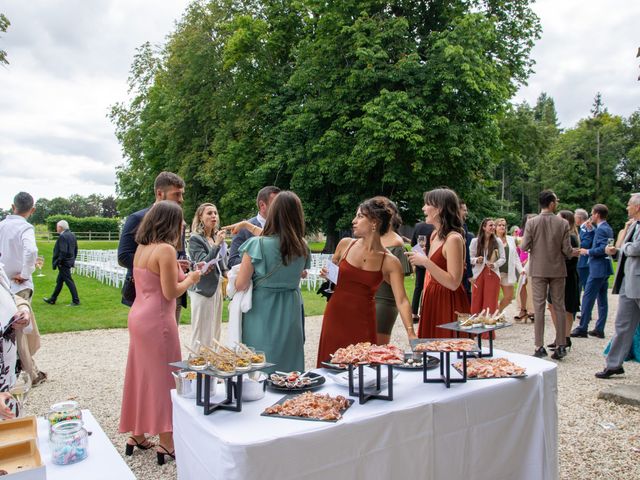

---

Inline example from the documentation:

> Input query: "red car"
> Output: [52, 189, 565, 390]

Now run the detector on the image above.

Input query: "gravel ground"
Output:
[24, 293, 639, 480]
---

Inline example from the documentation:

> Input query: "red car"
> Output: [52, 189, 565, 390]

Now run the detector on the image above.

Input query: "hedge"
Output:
[46, 215, 120, 233]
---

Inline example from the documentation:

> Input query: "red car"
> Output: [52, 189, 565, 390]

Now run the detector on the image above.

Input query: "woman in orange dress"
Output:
[119, 201, 201, 465]
[316, 197, 417, 366]
[407, 188, 470, 338]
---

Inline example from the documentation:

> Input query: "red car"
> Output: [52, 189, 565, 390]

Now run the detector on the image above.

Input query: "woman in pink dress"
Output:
[119, 201, 201, 465]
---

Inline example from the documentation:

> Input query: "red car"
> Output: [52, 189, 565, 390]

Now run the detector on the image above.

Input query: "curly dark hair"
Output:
[370, 196, 402, 232]
[359, 197, 393, 235]
[423, 188, 463, 240]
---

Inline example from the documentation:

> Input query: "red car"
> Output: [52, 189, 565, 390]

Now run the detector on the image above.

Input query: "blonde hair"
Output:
[190, 203, 217, 238]
[494, 218, 507, 239]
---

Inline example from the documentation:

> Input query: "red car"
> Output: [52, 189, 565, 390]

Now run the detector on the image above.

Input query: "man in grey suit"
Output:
[596, 193, 640, 378]
[521, 190, 577, 360]
[227, 186, 281, 268]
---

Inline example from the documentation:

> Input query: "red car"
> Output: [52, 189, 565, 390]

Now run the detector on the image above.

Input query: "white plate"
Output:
[328, 369, 399, 389]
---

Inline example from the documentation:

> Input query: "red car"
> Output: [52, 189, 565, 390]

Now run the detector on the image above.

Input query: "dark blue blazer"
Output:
[227, 216, 262, 268]
[52, 230, 78, 269]
[577, 224, 595, 269]
[587, 221, 614, 278]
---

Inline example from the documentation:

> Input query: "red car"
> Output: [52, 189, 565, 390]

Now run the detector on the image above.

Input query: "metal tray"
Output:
[393, 353, 440, 370]
[410, 338, 481, 353]
[266, 372, 326, 392]
[451, 362, 527, 380]
[170, 360, 275, 378]
[261, 394, 354, 423]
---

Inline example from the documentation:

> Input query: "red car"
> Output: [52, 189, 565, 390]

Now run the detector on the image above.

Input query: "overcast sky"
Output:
[1, 0, 639, 209]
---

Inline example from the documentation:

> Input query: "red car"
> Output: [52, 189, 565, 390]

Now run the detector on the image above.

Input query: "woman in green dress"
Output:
[233, 191, 310, 373]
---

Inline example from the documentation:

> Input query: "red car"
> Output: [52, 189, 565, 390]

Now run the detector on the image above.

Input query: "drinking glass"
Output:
[36, 255, 45, 276]
[324, 261, 334, 293]
[10, 371, 32, 417]
[417, 235, 426, 249]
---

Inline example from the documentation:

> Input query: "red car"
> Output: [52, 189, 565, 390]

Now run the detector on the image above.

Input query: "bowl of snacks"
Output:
[187, 354, 208, 370]
[250, 350, 266, 367]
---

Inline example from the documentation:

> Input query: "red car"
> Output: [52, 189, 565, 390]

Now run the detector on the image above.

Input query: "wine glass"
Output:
[36, 255, 45, 276]
[10, 371, 32, 417]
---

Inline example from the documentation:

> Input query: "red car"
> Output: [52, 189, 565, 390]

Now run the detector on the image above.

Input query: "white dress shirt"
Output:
[256, 213, 267, 228]
[0, 214, 38, 294]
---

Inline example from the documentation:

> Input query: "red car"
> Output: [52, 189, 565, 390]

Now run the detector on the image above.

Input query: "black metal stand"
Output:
[422, 351, 468, 388]
[347, 364, 394, 404]
[196, 372, 244, 415]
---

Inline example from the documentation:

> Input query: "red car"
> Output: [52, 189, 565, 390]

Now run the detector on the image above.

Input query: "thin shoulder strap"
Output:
[379, 251, 387, 272]
[338, 238, 358, 264]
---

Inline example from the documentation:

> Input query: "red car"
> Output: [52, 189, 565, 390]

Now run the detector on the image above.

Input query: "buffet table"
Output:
[36, 410, 135, 480]
[173, 350, 557, 480]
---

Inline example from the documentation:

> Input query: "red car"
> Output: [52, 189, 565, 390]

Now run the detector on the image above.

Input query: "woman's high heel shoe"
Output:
[514, 311, 528, 322]
[157, 445, 175, 465]
[125, 436, 154, 456]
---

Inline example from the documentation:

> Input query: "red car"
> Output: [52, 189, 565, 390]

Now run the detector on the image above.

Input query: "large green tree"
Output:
[112, 0, 541, 246]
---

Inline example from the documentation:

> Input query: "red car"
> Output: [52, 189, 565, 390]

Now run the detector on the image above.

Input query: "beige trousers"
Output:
[15, 289, 42, 382]
[188, 285, 223, 351]
[531, 277, 566, 348]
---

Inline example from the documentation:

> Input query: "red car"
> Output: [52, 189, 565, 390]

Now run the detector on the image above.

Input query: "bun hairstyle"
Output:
[370, 196, 402, 232]
[359, 197, 393, 235]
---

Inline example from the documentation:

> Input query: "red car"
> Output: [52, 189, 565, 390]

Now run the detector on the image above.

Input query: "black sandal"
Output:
[157, 445, 176, 465]
[125, 436, 154, 456]
[514, 311, 528, 322]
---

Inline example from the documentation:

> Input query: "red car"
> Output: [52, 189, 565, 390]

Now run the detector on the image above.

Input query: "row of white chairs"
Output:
[73, 249, 331, 292]
[74, 249, 127, 288]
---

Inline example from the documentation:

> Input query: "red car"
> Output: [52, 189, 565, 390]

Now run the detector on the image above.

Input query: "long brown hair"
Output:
[262, 191, 308, 265]
[423, 188, 464, 240]
[476, 218, 499, 256]
[558, 210, 580, 247]
[135, 200, 183, 247]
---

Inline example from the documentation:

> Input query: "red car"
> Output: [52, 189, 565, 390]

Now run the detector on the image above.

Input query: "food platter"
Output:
[266, 372, 326, 392]
[261, 393, 354, 423]
[452, 358, 527, 380]
[393, 353, 440, 370]
[410, 338, 481, 353]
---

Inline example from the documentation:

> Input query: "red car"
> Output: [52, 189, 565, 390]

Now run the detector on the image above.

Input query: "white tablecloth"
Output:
[173, 350, 557, 480]
[36, 410, 135, 480]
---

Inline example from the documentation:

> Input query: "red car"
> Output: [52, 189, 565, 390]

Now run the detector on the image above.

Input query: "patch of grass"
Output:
[34, 241, 418, 334]
[308, 241, 326, 253]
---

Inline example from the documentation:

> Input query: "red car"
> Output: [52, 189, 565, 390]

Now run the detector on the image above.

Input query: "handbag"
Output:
[122, 275, 136, 304]
[317, 280, 333, 301]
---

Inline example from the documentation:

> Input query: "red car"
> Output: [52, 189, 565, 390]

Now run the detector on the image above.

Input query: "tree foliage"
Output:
[111, 0, 541, 244]
[0, 13, 9, 66]
[31, 195, 119, 224]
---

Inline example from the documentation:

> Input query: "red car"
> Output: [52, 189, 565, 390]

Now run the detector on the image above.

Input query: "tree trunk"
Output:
[596, 128, 601, 199]
[323, 231, 339, 253]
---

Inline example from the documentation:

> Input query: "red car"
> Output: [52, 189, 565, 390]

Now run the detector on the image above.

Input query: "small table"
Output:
[36, 410, 135, 480]
[437, 321, 513, 357]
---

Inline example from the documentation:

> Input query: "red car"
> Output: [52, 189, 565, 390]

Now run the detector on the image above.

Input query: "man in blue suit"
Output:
[575, 208, 594, 292]
[571, 204, 614, 338]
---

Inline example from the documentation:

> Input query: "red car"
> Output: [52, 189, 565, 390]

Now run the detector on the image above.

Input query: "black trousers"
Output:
[51, 265, 79, 303]
[412, 266, 426, 315]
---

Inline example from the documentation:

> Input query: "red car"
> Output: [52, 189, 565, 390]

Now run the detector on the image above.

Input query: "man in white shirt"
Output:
[0, 192, 46, 385]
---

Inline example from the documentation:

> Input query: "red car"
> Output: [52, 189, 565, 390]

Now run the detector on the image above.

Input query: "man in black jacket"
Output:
[117, 172, 188, 322]
[44, 220, 79, 306]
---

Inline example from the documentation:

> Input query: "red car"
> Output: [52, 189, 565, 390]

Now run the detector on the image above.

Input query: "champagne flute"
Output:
[324, 261, 334, 293]
[36, 255, 45, 276]
[9, 371, 32, 417]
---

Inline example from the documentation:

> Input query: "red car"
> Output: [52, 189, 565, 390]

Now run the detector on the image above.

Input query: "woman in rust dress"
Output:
[407, 189, 470, 338]
[316, 197, 417, 366]
[119, 201, 201, 465]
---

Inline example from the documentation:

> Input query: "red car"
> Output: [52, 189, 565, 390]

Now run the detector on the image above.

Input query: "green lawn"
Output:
[33, 240, 414, 334]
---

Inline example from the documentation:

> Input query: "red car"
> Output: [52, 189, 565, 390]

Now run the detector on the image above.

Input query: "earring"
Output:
[372, 225, 376, 232]
[199, 221, 205, 231]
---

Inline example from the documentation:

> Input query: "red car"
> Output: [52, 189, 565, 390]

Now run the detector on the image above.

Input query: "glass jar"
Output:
[50, 420, 89, 465]
[48, 401, 82, 438]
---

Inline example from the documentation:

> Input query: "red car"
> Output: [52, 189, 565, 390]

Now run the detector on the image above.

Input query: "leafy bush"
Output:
[46, 215, 120, 233]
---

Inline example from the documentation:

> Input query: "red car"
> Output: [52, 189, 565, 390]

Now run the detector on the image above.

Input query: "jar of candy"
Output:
[48, 401, 83, 438]
[50, 420, 88, 465]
